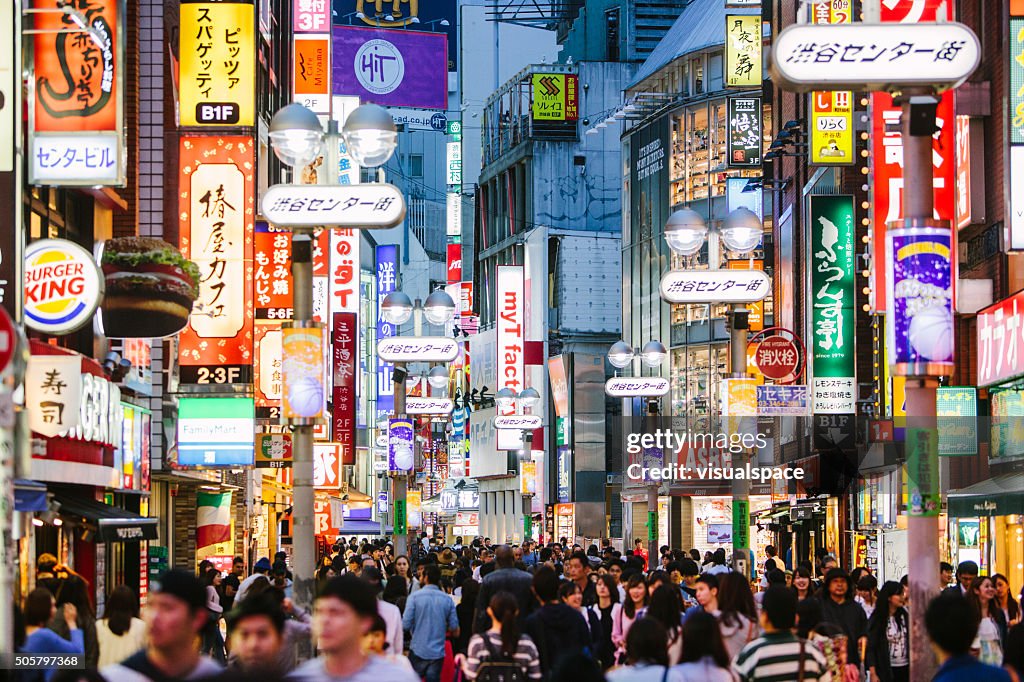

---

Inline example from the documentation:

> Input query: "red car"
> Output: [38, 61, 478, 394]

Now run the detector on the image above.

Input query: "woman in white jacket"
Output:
[95, 586, 147, 669]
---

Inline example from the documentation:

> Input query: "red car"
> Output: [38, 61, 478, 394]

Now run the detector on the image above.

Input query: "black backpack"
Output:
[476, 634, 530, 682]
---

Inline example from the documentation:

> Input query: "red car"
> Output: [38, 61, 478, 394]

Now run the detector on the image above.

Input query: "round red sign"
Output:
[0, 306, 16, 377]
[755, 335, 800, 380]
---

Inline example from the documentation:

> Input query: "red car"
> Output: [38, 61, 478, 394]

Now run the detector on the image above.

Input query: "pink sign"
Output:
[977, 289, 1024, 387]
[294, 0, 330, 32]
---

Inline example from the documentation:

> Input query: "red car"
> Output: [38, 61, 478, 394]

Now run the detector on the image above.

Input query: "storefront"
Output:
[947, 474, 1024, 587]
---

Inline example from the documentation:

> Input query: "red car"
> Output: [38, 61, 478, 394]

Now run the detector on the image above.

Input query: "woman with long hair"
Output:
[20, 588, 83, 681]
[996, 574, 1022, 627]
[457, 591, 542, 680]
[389, 554, 418, 592]
[670, 610, 736, 681]
[455, 578, 480, 655]
[607, 618, 671, 681]
[589, 574, 620, 670]
[791, 566, 816, 602]
[559, 581, 601, 647]
[645, 584, 685, 665]
[612, 573, 650, 665]
[201, 568, 226, 663]
[95, 585, 146, 669]
[715, 571, 758, 661]
[969, 575, 1008, 666]
[382, 571, 409, 614]
[865, 581, 909, 682]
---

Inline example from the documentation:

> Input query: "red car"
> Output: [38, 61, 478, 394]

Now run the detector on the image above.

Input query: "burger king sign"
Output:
[25, 239, 103, 335]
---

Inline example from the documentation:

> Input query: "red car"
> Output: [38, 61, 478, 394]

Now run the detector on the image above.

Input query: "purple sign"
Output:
[333, 27, 448, 109]
[376, 245, 398, 414]
[388, 417, 414, 472]
[886, 227, 954, 372]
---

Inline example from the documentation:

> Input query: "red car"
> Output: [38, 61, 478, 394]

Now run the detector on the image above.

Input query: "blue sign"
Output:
[377, 490, 389, 515]
[756, 384, 809, 416]
[376, 245, 399, 414]
[430, 112, 447, 131]
[556, 445, 571, 503]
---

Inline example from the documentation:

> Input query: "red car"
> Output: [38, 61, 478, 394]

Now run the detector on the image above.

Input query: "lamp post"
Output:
[607, 340, 668, 550]
[381, 289, 457, 557]
[493, 387, 541, 542]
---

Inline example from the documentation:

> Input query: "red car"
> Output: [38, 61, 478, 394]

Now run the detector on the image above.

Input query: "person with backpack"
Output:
[458, 591, 542, 681]
[524, 566, 593, 676]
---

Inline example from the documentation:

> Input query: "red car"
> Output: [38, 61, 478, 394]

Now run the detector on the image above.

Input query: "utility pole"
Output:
[393, 361, 408, 558]
[729, 305, 751, 574]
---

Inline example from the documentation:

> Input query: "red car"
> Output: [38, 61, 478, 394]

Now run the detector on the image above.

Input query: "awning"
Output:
[947, 473, 1024, 517]
[53, 494, 159, 542]
[15, 480, 48, 512]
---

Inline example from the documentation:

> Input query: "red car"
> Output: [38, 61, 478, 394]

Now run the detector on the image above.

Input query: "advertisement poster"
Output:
[281, 325, 325, 421]
[809, 0, 852, 166]
[293, 35, 330, 114]
[530, 73, 578, 121]
[388, 417, 414, 472]
[332, 27, 447, 109]
[176, 397, 255, 467]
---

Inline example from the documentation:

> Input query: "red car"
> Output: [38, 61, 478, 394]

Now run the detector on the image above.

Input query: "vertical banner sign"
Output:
[906, 427, 940, 516]
[293, 35, 330, 114]
[732, 499, 749, 549]
[332, 312, 357, 464]
[955, 115, 973, 230]
[727, 97, 762, 167]
[254, 222, 293, 320]
[254, 324, 282, 418]
[530, 73, 579, 121]
[809, 0, 852, 166]
[375, 245, 398, 414]
[180, 0, 256, 127]
[30, 0, 124, 185]
[394, 499, 407, 535]
[447, 243, 462, 283]
[724, 15, 761, 88]
[810, 195, 856, 413]
[281, 325, 325, 420]
[407, 490, 422, 529]
[388, 417, 414, 472]
[328, 229, 359, 321]
[447, 192, 462, 239]
[446, 139, 462, 187]
[885, 227, 954, 376]
[1010, 10, 1024, 246]
[496, 266, 525, 417]
[178, 136, 255, 386]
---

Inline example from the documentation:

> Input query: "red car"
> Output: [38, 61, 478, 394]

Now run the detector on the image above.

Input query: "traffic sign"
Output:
[660, 270, 771, 304]
[261, 183, 406, 229]
[755, 336, 800, 380]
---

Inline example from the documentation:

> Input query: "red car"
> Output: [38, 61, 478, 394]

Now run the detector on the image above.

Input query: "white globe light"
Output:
[342, 103, 398, 167]
[269, 104, 324, 169]
[381, 291, 414, 325]
[428, 366, 449, 389]
[423, 290, 456, 325]
[640, 341, 668, 368]
[495, 387, 517, 412]
[664, 208, 708, 256]
[519, 387, 540, 410]
[719, 207, 763, 255]
[608, 341, 635, 369]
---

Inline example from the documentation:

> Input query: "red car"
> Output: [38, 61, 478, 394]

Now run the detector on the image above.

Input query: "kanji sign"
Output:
[810, 90, 853, 166]
[406, 398, 454, 415]
[493, 414, 542, 430]
[604, 377, 670, 397]
[728, 97, 762, 167]
[530, 73, 578, 121]
[293, 0, 329, 32]
[377, 336, 459, 363]
[313, 442, 341, 489]
[769, 22, 980, 92]
[332, 313, 357, 462]
[261, 184, 406, 229]
[725, 15, 761, 88]
[756, 385, 809, 416]
[254, 223, 293, 320]
[755, 336, 800, 380]
[180, 0, 256, 126]
[375, 245, 398, 413]
[660, 270, 771, 303]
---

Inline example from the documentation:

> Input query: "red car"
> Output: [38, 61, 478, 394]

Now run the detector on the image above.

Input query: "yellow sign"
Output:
[180, 0, 256, 127]
[725, 15, 761, 88]
[521, 460, 537, 495]
[531, 74, 578, 121]
[809, 2, 852, 165]
[728, 260, 764, 331]
[407, 490, 423, 529]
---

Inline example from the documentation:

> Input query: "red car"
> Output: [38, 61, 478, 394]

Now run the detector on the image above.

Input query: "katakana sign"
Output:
[493, 414, 543, 430]
[604, 377, 670, 397]
[756, 385, 809, 416]
[660, 270, 771, 304]
[530, 73, 578, 121]
[180, 0, 256, 126]
[769, 22, 980, 92]
[376, 336, 459, 363]
[261, 183, 406, 229]
[406, 397, 454, 415]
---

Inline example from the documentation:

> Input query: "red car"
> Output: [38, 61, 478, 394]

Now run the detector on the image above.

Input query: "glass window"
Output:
[409, 154, 423, 177]
[606, 9, 620, 61]
[685, 103, 709, 203]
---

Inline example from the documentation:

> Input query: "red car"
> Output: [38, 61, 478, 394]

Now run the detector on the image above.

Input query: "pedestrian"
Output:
[632, 539, 649, 572]
[606, 618, 671, 682]
[613, 573, 649, 665]
[455, 578, 480, 655]
[687, 573, 719, 619]
[382, 570, 409, 614]
[865, 581, 909, 682]
[96, 585, 147, 669]
[524, 565, 593, 676]
[968, 575, 1007, 666]
[458, 591, 542, 680]
[927, 592, 1012, 682]
[358, 567, 403, 658]
[566, 551, 599, 607]
[792, 566, 816, 602]
[942, 560, 979, 598]
[940, 562, 955, 592]
[754, 569, 786, 611]
[362, 613, 416, 673]
[288, 574, 417, 681]
[607, 559, 627, 601]
[796, 596, 844, 681]
[995, 574, 1022, 627]
[101, 569, 223, 681]
[223, 592, 288, 676]
[201, 568, 226, 663]
[20, 588, 84, 682]
[589, 573, 620, 670]
[559, 582, 602, 653]
[676, 559, 700, 609]
[706, 549, 731, 576]
[234, 558, 272, 605]
[670, 610, 736, 681]
[818, 567, 867, 675]
[855, 574, 878, 619]
[45, 565, 100, 670]
[240, 579, 312, 671]
[645, 584, 684, 665]
[402, 563, 460, 682]
[733, 587, 830, 682]
[716, 572, 759, 661]
[221, 557, 245, 612]
[271, 562, 293, 599]
[474, 545, 534, 633]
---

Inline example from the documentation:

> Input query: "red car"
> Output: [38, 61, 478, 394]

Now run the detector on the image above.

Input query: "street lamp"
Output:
[269, 103, 324, 170]
[492, 388, 541, 541]
[664, 208, 709, 258]
[342, 104, 398, 169]
[719, 207, 764, 256]
[427, 366, 449, 390]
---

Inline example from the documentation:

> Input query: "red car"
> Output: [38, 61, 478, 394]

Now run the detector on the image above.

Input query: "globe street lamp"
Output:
[492, 388, 542, 541]
[342, 103, 398, 169]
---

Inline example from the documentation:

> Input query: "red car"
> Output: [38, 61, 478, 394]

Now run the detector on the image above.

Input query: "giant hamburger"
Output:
[100, 237, 200, 338]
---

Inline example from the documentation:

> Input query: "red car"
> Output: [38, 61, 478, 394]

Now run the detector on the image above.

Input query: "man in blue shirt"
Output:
[402, 563, 459, 682]
[927, 592, 1012, 682]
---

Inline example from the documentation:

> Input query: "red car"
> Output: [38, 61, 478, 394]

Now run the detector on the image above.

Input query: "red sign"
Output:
[755, 336, 800, 380]
[869, 420, 895, 443]
[254, 223, 294, 320]
[460, 282, 474, 317]
[332, 313, 356, 465]
[977, 290, 1024, 387]
[955, 115, 972, 230]
[0, 306, 16, 376]
[447, 244, 462, 283]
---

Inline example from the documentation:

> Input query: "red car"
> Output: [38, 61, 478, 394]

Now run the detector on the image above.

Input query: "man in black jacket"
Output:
[473, 544, 535, 633]
[819, 567, 868, 671]
[941, 560, 978, 597]
[524, 566, 592, 677]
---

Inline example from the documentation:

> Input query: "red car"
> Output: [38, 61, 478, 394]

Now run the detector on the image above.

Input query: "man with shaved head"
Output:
[473, 544, 535, 633]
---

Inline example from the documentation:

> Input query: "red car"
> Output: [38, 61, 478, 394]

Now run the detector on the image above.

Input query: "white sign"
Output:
[24, 239, 103, 335]
[389, 108, 447, 131]
[328, 228, 360, 321]
[493, 414, 543, 430]
[604, 377, 671, 397]
[446, 141, 462, 186]
[496, 266, 525, 416]
[406, 397, 454, 415]
[257, 328, 282, 401]
[332, 96, 362, 185]
[1012, 148, 1024, 249]
[261, 183, 406, 229]
[26, 355, 83, 438]
[373, 459, 388, 472]
[313, 443, 340, 487]
[0, 0, 14, 173]
[31, 134, 121, 185]
[660, 269, 771, 303]
[769, 22, 980, 92]
[812, 376, 856, 413]
[377, 336, 459, 362]
[447, 192, 462, 237]
[354, 39, 405, 95]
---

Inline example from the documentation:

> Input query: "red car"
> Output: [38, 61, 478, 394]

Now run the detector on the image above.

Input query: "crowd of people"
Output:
[10, 538, 1024, 682]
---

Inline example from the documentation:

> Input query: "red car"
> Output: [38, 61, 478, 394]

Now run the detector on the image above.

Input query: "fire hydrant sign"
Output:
[261, 183, 406, 229]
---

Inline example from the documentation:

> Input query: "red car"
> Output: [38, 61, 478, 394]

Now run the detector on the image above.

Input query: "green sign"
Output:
[647, 511, 657, 544]
[394, 500, 407, 535]
[732, 499, 749, 549]
[446, 120, 462, 141]
[556, 417, 569, 446]
[906, 427, 940, 517]
[524, 515, 532, 539]
[809, 195, 856, 412]
[936, 386, 978, 456]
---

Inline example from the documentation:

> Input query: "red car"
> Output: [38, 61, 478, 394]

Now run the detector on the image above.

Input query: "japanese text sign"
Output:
[496, 266, 525, 415]
[255, 433, 292, 468]
[262, 184, 405, 229]
[332, 313, 357, 462]
[808, 0, 853, 168]
[313, 443, 342, 489]
[530, 73, 578, 121]
[604, 377, 670, 397]
[254, 222, 293, 320]
[754, 335, 801, 380]
[809, 195, 855, 413]
[328, 228, 360, 323]
[446, 141, 462, 187]
[936, 386, 977, 456]
[254, 324, 282, 417]
[377, 337, 459, 363]
[725, 15, 761, 88]
[977, 289, 1024, 386]
[728, 97, 762, 167]
[26, 355, 83, 437]
[660, 270, 771, 303]
[180, 0, 256, 127]
[406, 398, 454, 415]
[294, 0, 329, 32]
[955, 115, 973, 230]
[177, 136, 254, 385]
[756, 384, 809, 416]
[332, 26, 447, 109]
[176, 397, 254, 467]
[447, 192, 462, 238]
[293, 35, 330, 114]
[375, 244, 398, 413]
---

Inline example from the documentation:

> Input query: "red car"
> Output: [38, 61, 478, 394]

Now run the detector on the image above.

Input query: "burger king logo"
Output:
[24, 239, 103, 335]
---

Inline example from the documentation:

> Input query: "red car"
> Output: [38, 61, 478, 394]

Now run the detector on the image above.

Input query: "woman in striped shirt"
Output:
[458, 591, 542, 680]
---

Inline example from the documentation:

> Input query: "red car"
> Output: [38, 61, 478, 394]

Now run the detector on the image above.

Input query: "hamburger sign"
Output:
[25, 239, 103, 335]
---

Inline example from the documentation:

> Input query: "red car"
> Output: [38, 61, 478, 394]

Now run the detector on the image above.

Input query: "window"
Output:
[605, 9, 620, 61]
[409, 154, 423, 177]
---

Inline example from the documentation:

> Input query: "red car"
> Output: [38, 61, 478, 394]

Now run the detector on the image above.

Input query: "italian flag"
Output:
[197, 491, 232, 549]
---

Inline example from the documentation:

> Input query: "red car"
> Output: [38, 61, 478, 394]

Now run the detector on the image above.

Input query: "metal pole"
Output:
[899, 91, 940, 682]
[393, 361, 408, 558]
[289, 233, 315, 661]
[730, 305, 750, 568]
